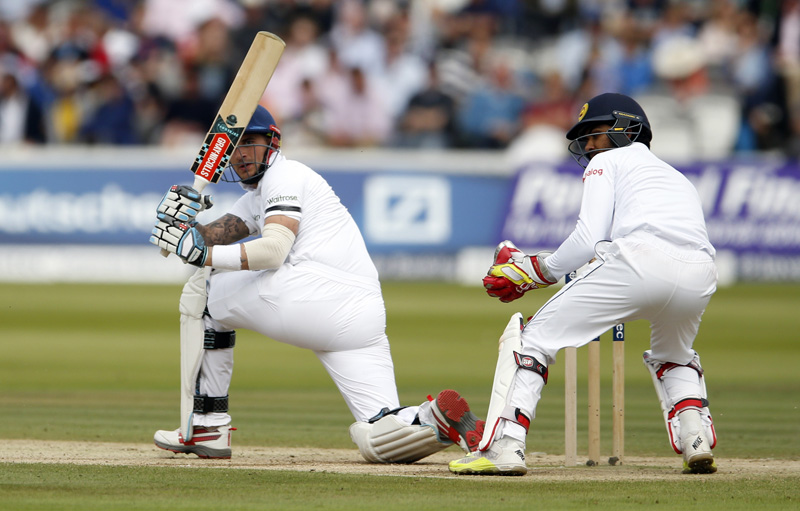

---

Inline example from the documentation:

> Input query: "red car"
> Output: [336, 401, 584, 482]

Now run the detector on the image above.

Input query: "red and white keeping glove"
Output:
[482, 241, 557, 303]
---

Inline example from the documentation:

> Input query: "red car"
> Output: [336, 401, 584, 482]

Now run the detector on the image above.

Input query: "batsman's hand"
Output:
[483, 240, 556, 302]
[156, 185, 213, 223]
[150, 218, 208, 267]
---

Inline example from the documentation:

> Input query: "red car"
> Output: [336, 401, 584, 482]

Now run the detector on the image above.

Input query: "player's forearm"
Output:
[206, 224, 295, 271]
[196, 214, 250, 247]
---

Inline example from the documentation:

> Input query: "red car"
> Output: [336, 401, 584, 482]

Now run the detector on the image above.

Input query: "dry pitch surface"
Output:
[4, 440, 798, 481]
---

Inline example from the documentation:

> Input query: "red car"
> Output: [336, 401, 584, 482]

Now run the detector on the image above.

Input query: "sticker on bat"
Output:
[191, 115, 245, 184]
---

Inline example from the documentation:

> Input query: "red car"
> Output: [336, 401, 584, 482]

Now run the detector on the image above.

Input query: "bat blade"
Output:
[190, 31, 286, 191]
[160, 31, 285, 257]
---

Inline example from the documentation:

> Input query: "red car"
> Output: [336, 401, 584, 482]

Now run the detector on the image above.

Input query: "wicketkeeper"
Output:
[149, 105, 484, 463]
[450, 93, 718, 475]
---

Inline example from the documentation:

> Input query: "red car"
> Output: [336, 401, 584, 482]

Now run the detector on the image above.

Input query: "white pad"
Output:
[643, 350, 716, 454]
[479, 312, 534, 451]
[349, 415, 449, 463]
[179, 266, 211, 441]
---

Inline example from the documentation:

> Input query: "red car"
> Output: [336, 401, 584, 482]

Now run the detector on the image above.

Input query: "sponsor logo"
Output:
[214, 118, 241, 137]
[582, 168, 603, 182]
[265, 194, 298, 205]
[364, 176, 451, 244]
[613, 110, 641, 121]
[197, 134, 230, 181]
[692, 437, 704, 450]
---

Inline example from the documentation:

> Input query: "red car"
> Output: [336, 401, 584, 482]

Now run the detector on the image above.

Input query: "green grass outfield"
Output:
[1, 281, 798, 510]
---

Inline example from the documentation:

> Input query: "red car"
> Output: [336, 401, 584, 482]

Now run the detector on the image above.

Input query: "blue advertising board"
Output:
[502, 160, 800, 280]
[0, 165, 508, 253]
[2, 153, 799, 281]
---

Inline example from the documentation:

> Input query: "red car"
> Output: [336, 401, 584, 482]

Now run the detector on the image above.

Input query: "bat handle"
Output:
[160, 176, 211, 258]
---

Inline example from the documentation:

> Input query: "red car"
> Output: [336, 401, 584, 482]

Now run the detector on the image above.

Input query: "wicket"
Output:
[563, 274, 625, 466]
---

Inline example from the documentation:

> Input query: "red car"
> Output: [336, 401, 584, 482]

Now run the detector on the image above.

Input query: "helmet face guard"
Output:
[221, 105, 281, 185]
[567, 111, 645, 168]
[565, 93, 651, 168]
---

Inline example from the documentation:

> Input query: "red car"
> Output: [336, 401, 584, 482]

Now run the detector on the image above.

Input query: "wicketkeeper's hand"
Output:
[156, 185, 213, 223]
[482, 240, 556, 302]
[150, 217, 208, 267]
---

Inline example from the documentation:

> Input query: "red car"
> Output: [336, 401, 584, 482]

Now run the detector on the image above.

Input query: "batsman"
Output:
[149, 105, 484, 463]
[451, 93, 718, 475]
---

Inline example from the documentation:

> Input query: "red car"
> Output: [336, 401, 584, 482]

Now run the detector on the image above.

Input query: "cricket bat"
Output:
[161, 31, 285, 256]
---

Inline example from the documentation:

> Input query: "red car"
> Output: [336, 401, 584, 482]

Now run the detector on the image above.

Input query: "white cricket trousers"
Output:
[509, 235, 718, 422]
[195, 260, 401, 426]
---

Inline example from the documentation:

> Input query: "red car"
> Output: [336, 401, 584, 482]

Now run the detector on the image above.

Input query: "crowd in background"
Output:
[1, 0, 798, 161]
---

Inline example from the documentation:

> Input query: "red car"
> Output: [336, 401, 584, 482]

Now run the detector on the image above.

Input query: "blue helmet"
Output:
[566, 93, 652, 168]
[245, 104, 280, 136]
[222, 105, 281, 185]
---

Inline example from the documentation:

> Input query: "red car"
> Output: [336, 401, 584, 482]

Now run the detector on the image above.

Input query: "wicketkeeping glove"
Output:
[483, 240, 556, 303]
[149, 217, 208, 267]
[156, 185, 213, 223]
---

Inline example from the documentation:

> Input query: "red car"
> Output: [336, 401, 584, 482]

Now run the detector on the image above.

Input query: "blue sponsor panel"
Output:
[4, 157, 800, 281]
[0, 166, 509, 252]
[501, 160, 800, 280]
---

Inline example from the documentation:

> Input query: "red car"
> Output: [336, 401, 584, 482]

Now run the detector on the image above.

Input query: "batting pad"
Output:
[180, 267, 211, 441]
[349, 416, 448, 464]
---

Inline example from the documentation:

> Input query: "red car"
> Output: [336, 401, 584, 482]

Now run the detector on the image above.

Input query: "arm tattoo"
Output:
[196, 214, 250, 247]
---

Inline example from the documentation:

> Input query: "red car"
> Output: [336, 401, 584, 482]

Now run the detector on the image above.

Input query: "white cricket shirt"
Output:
[545, 142, 715, 278]
[228, 154, 379, 280]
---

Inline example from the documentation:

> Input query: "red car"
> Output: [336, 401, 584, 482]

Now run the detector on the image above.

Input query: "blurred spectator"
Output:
[393, 60, 457, 148]
[9, 3, 51, 64]
[642, 35, 740, 160]
[160, 64, 218, 146]
[265, 14, 328, 123]
[456, 55, 526, 149]
[139, 0, 243, 50]
[279, 76, 327, 149]
[0, 68, 46, 144]
[730, 10, 784, 152]
[0, 0, 794, 160]
[505, 70, 574, 167]
[329, 0, 385, 73]
[774, 0, 800, 114]
[607, 12, 655, 96]
[378, 11, 427, 121]
[78, 72, 137, 144]
[184, 17, 237, 102]
[696, 0, 740, 80]
[318, 64, 392, 147]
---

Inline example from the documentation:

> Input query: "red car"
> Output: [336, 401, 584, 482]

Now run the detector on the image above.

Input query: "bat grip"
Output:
[160, 177, 210, 258]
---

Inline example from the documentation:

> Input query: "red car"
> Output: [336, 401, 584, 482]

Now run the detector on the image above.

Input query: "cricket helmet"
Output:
[223, 105, 282, 185]
[566, 93, 652, 168]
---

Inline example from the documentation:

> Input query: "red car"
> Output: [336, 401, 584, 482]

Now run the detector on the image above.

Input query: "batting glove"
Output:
[150, 218, 208, 267]
[483, 240, 556, 302]
[156, 185, 213, 223]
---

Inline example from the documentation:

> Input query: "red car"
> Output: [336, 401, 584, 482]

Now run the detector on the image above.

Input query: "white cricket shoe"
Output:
[678, 409, 717, 474]
[449, 436, 527, 476]
[154, 425, 235, 459]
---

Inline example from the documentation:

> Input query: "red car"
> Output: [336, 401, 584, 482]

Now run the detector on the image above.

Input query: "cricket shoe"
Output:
[430, 389, 485, 453]
[154, 425, 235, 459]
[678, 409, 717, 474]
[449, 436, 527, 476]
